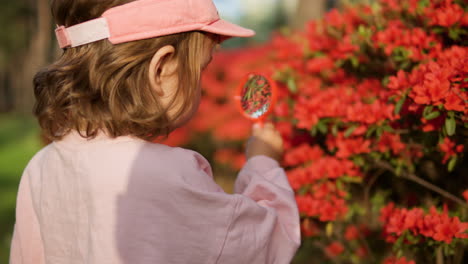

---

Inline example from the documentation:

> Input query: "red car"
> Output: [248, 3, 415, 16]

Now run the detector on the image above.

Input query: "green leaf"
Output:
[395, 165, 402, 177]
[425, 111, 440, 120]
[382, 76, 390, 87]
[418, 0, 430, 9]
[310, 125, 318, 136]
[358, 25, 366, 36]
[393, 47, 411, 62]
[394, 95, 406, 115]
[317, 121, 328, 134]
[352, 156, 365, 167]
[443, 243, 455, 256]
[331, 123, 338, 136]
[383, 125, 394, 132]
[311, 51, 326, 58]
[287, 77, 297, 93]
[298, 185, 310, 196]
[423, 105, 433, 117]
[445, 116, 456, 136]
[371, 191, 391, 214]
[393, 235, 405, 252]
[396, 249, 404, 258]
[400, 60, 411, 70]
[350, 56, 359, 68]
[335, 59, 345, 67]
[345, 125, 358, 138]
[449, 28, 460, 40]
[395, 160, 404, 177]
[341, 176, 363, 183]
[406, 232, 419, 244]
[432, 27, 445, 34]
[448, 155, 457, 172]
[326, 222, 334, 237]
[336, 180, 344, 191]
[365, 125, 377, 138]
[376, 126, 383, 139]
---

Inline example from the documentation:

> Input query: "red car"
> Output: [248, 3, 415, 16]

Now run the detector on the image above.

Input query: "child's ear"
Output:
[148, 45, 177, 96]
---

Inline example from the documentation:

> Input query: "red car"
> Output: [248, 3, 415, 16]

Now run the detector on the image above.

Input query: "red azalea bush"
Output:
[163, 0, 468, 263]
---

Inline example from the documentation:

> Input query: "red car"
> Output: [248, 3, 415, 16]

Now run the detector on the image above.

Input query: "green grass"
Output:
[0, 114, 41, 263]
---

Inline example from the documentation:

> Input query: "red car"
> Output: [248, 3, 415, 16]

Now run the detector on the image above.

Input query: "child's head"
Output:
[35, 0, 253, 141]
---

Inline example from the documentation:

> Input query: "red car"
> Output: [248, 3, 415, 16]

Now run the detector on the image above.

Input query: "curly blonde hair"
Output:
[34, 0, 215, 141]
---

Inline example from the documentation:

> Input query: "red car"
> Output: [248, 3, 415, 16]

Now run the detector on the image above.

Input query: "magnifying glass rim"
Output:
[235, 72, 278, 122]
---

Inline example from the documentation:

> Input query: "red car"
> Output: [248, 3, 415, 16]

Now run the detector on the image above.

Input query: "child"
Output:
[10, 0, 301, 263]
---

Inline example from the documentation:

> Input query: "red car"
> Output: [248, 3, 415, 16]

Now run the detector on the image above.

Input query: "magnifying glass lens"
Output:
[240, 74, 273, 120]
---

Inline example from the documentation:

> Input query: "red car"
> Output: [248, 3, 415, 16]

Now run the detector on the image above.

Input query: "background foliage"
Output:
[164, 0, 468, 263]
[1, 0, 467, 263]
[0, 0, 329, 261]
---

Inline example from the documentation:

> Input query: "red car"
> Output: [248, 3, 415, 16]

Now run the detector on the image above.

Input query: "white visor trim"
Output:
[56, 18, 110, 48]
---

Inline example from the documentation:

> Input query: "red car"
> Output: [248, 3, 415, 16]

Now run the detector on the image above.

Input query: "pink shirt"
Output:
[10, 132, 300, 264]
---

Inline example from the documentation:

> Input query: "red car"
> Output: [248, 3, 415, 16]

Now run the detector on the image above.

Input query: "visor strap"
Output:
[55, 18, 110, 49]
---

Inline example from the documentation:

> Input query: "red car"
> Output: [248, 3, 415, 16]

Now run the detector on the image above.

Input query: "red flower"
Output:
[331, 35, 359, 59]
[380, 203, 396, 222]
[301, 218, 319, 237]
[388, 70, 409, 92]
[274, 101, 290, 117]
[328, 133, 371, 158]
[405, 46, 468, 114]
[421, 115, 445, 132]
[305, 57, 335, 73]
[345, 225, 360, 241]
[355, 246, 368, 258]
[426, 0, 465, 27]
[214, 149, 245, 170]
[439, 137, 464, 164]
[325, 241, 345, 258]
[373, 20, 440, 61]
[377, 132, 406, 155]
[432, 216, 462, 243]
[444, 90, 466, 112]
[297, 76, 322, 96]
[287, 167, 309, 191]
[383, 256, 416, 264]
[380, 204, 468, 244]
[283, 144, 323, 167]
[380, 0, 403, 12]
[319, 196, 349, 221]
[411, 62, 451, 105]
[212, 117, 251, 141]
[161, 127, 190, 146]
[462, 190, 468, 203]
[296, 191, 348, 222]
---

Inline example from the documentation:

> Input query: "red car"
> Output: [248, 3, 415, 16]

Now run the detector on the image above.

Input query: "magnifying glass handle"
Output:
[255, 118, 265, 127]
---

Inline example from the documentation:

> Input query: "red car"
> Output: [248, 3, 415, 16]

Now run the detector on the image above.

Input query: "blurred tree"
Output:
[0, 0, 32, 112]
[13, 0, 53, 114]
[0, 0, 53, 114]
[290, 0, 326, 29]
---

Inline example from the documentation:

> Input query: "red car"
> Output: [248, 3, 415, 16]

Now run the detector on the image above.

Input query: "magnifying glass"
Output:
[235, 73, 278, 125]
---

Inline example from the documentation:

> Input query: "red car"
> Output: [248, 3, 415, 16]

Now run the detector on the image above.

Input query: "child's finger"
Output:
[252, 122, 274, 134]
[263, 122, 275, 129]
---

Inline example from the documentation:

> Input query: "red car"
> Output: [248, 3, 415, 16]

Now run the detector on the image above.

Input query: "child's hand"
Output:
[246, 123, 284, 163]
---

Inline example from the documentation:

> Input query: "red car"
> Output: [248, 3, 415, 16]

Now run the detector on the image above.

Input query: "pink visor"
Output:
[55, 0, 255, 49]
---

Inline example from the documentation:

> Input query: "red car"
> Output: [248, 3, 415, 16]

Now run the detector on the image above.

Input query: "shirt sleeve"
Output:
[215, 155, 301, 264]
[9, 172, 45, 264]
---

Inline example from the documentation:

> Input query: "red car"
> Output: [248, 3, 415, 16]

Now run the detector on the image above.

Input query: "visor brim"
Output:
[200, 19, 255, 38]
